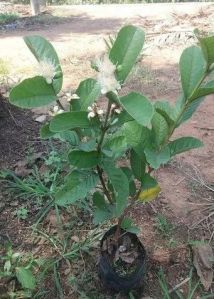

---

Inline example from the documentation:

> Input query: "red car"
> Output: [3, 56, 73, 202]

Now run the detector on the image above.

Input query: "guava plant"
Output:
[9, 26, 214, 237]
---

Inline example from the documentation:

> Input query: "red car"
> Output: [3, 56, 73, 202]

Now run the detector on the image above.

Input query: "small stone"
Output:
[160, 197, 168, 204]
[71, 236, 80, 243]
[35, 115, 46, 123]
[10, 200, 19, 207]
[151, 247, 170, 264]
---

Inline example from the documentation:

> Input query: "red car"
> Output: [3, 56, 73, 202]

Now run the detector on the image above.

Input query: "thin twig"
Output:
[169, 277, 190, 294]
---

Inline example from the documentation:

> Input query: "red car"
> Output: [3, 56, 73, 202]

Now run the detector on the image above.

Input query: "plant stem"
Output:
[97, 100, 112, 204]
[56, 99, 65, 111]
[97, 100, 111, 152]
[96, 165, 113, 204]
[115, 166, 154, 239]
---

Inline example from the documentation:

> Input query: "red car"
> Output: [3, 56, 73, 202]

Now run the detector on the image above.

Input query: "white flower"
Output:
[111, 103, 116, 109]
[96, 54, 120, 95]
[71, 93, 80, 100]
[115, 108, 122, 114]
[97, 109, 104, 115]
[87, 106, 93, 112]
[49, 105, 63, 116]
[38, 60, 56, 84]
[88, 111, 96, 119]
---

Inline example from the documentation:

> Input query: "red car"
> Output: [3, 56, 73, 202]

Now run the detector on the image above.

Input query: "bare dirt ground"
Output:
[0, 3, 214, 298]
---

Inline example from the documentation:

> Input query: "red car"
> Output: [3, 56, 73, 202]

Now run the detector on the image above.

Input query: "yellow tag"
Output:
[138, 185, 161, 202]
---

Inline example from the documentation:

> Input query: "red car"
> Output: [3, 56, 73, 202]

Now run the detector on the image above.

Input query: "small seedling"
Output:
[14, 207, 29, 220]
[155, 214, 174, 238]
[0, 245, 37, 298]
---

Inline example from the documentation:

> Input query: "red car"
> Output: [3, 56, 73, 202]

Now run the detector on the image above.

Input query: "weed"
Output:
[0, 13, 19, 25]
[155, 214, 174, 238]
[0, 245, 38, 298]
[158, 268, 214, 299]
[14, 207, 29, 220]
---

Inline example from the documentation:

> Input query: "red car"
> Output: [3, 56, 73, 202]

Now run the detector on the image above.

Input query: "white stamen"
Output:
[38, 60, 56, 84]
[96, 54, 120, 95]
[97, 109, 104, 115]
[88, 111, 96, 119]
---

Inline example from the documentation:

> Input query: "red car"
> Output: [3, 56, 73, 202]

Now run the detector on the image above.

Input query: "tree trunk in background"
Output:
[30, 0, 40, 16]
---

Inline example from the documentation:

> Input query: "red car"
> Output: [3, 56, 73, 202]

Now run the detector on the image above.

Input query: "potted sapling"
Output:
[9, 26, 214, 293]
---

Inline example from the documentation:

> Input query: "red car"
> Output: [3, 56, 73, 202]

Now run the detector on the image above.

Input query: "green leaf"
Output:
[144, 146, 170, 169]
[120, 92, 154, 127]
[76, 78, 101, 110]
[103, 135, 127, 158]
[55, 171, 98, 206]
[103, 163, 129, 216]
[78, 139, 96, 152]
[197, 34, 214, 66]
[130, 149, 146, 181]
[50, 111, 96, 132]
[123, 121, 150, 148]
[190, 80, 214, 101]
[179, 46, 206, 99]
[176, 96, 204, 125]
[16, 267, 36, 290]
[24, 35, 63, 94]
[139, 174, 160, 203]
[110, 25, 145, 82]
[141, 173, 158, 189]
[58, 131, 79, 145]
[168, 137, 203, 157]
[154, 100, 175, 127]
[68, 150, 99, 168]
[40, 123, 56, 139]
[93, 192, 113, 224]
[121, 167, 136, 196]
[152, 112, 169, 146]
[10, 76, 57, 108]
[121, 217, 140, 234]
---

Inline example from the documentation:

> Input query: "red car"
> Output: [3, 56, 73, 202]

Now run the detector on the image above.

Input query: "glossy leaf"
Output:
[152, 112, 169, 146]
[68, 150, 99, 168]
[10, 76, 57, 108]
[76, 78, 101, 110]
[103, 135, 127, 158]
[120, 92, 154, 127]
[93, 192, 113, 224]
[16, 267, 36, 290]
[130, 149, 146, 181]
[24, 35, 63, 93]
[144, 146, 170, 169]
[179, 46, 206, 99]
[109, 25, 145, 82]
[121, 167, 136, 196]
[197, 34, 214, 66]
[190, 80, 214, 101]
[40, 123, 56, 139]
[55, 171, 98, 206]
[58, 131, 79, 145]
[141, 173, 158, 189]
[50, 111, 94, 132]
[154, 100, 175, 127]
[169, 137, 203, 157]
[176, 95, 204, 125]
[103, 163, 129, 216]
[121, 217, 140, 234]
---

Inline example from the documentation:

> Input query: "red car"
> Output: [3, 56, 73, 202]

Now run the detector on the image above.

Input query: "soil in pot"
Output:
[99, 225, 146, 294]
